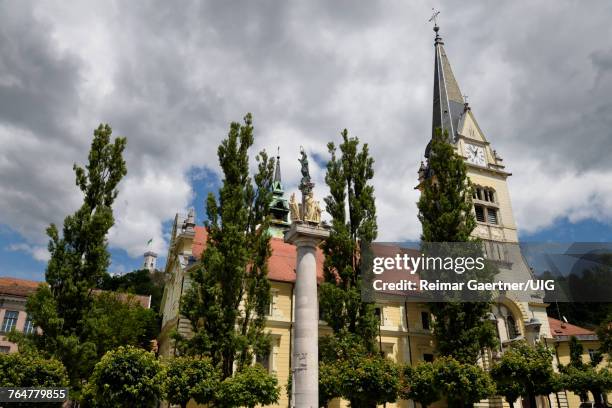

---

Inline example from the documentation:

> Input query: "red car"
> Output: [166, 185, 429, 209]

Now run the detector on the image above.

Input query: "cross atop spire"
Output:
[429, 8, 443, 44]
[429, 8, 440, 28]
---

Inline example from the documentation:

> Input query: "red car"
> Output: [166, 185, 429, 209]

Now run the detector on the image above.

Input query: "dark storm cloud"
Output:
[0, 3, 85, 241]
[1, 0, 612, 261]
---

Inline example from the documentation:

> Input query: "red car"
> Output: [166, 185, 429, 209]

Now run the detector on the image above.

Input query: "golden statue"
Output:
[303, 192, 322, 224]
[289, 193, 301, 221]
[313, 200, 322, 224]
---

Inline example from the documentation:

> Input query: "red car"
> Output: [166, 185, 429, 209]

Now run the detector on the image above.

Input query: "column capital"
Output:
[284, 221, 330, 247]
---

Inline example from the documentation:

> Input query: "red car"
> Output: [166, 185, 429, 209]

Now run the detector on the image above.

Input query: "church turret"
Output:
[268, 148, 290, 237]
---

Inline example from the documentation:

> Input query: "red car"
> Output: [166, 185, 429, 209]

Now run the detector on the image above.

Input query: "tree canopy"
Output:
[163, 357, 220, 408]
[491, 341, 558, 408]
[83, 346, 164, 408]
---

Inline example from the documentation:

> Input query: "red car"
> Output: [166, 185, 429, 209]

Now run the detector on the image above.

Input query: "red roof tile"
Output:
[191, 226, 324, 283]
[548, 317, 595, 337]
[0, 277, 43, 297]
[0, 277, 150, 309]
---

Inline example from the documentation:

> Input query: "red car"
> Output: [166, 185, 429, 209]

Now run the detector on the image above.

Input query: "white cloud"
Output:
[510, 161, 612, 234]
[7, 243, 50, 262]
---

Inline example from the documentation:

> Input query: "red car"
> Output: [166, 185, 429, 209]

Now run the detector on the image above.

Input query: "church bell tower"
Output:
[420, 17, 551, 349]
[423, 21, 519, 245]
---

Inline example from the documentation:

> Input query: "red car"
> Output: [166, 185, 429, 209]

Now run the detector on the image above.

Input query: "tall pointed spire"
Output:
[273, 147, 282, 188]
[428, 17, 465, 156]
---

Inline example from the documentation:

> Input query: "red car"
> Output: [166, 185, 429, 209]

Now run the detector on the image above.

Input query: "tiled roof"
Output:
[548, 317, 596, 339]
[0, 277, 151, 309]
[0, 277, 43, 297]
[191, 226, 324, 283]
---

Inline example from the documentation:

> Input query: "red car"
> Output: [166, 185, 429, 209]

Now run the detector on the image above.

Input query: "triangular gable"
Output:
[459, 110, 488, 144]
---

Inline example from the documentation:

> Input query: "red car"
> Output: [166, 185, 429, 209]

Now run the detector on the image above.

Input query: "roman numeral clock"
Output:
[464, 143, 486, 166]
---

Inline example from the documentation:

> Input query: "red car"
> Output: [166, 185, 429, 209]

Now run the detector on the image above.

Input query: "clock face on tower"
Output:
[464, 143, 486, 166]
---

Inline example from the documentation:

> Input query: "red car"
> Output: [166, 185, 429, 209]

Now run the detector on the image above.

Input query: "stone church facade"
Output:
[158, 25, 598, 408]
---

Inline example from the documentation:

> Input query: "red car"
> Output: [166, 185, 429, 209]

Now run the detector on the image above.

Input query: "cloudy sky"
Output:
[1, 1, 612, 280]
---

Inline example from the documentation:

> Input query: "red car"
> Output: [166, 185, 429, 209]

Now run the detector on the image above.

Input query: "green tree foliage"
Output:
[339, 354, 400, 408]
[318, 362, 342, 407]
[596, 314, 612, 360]
[45, 124, 127, 330]
[177, 114, 275, 381]
[318, 332, 399, 408]
[99, 269, 166, 313]
[418, 129, 475, 243]
[81, 292, 159, 356]
[0, 351, 69, 408]
[562, 366, 612, 406]
[433, 356, 494, 408]
[320, 129, 378, 348]
[560, 335, 609, 404]
[400, 363, 440, 408]
[491, 341, 557, 408]
[417, 128, 497, 364]
[215, 364, 280, 408]
[25, 124, 128, 392]
[0, 351, 68, 386]
[83, 346, 164, 408]
[163, 357, 220, 408]
[318, 130, 402, 408]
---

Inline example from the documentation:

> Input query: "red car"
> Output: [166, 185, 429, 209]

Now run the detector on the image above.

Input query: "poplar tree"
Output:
[178, 114, 275, 381]
[26, 124, 127, 391]
[319, 129, 378, 348]
[417, 128, 497, 364]
[318, 130, 400, 408]
[47, 124, 127, 330]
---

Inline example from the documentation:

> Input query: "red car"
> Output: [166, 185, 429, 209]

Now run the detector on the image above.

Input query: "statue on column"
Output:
[298, 146, 313, 196]
[294, 147, 322, 224]
[304, 192, 322, 224]
[289, 193, 301, 221]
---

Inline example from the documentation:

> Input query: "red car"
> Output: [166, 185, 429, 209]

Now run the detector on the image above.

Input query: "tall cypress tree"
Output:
[178, 114, 275, 380]
[417, 128, 497, 365]
[319, 129, 378, 349]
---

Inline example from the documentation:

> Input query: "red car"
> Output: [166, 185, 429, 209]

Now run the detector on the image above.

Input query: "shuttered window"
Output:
[487, 208, 498, 225]
[475, 205, 485, 222]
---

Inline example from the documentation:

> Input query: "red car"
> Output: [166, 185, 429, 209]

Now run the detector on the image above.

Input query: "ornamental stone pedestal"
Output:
[285, 221, 329, 408]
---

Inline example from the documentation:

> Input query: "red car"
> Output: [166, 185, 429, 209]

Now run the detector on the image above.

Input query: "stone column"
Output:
[285, 222, 329, 408]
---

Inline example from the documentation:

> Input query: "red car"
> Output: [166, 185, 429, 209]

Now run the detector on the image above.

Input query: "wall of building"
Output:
[0, 296, 30, 353]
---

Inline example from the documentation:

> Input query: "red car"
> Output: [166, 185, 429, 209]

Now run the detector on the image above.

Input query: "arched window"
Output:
[506, 315, 519, 339]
